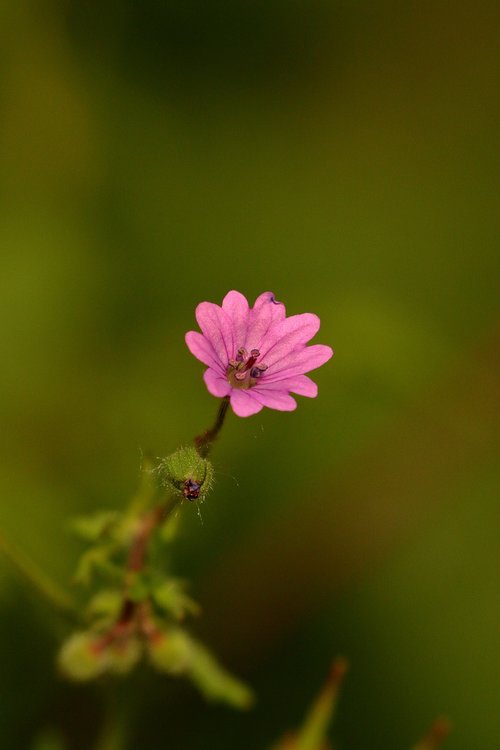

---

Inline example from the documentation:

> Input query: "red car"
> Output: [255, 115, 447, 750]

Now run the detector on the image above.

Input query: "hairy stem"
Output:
[195, 396, 230, 457]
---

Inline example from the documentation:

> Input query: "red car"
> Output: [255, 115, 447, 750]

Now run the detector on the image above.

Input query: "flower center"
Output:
[227, 348, 268, 390]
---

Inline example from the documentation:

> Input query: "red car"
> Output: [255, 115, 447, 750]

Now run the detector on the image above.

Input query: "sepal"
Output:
[156, 447, 214, 502]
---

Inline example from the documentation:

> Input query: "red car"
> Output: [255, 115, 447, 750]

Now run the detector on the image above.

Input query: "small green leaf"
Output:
[188, 638, 254, 709]
[74, 544, 121, 586]
[86, 589, 122, 622]
[69, 511, 121, 542]
[148, 628, 254, 709]
[270, 658, 348, 750]
[59, 630, 142, 682]
[152, 579, 201, 620]
[127, 574, 151, 603]
[58, 632, 108, 681]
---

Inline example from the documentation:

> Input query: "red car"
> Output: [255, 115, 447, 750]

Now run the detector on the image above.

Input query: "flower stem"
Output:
[0, 528, 76, 618]
[195, 396, 230, 457]
[118, 492, 180, 623]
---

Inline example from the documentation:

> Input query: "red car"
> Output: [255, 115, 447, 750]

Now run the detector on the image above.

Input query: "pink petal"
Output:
[259, 313, 321, 364]
[251, 389, 297, 411]
[257, 374, 318, 398]
[264, 344, 334, 382]
[229, 390, 263, 417]
[195, 302, 235, 365]
[244, 291, 286, 351]
[253, 291, 286, 321]
[203, 369, 231, 397]
[222, 291, 250, 349]
[185, 331, 225, 374]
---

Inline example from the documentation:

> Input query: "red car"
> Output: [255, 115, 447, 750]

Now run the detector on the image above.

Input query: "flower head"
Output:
[185, 291, 333, 417]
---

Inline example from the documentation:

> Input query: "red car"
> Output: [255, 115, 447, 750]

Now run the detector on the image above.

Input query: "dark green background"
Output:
[0, 2, 498, 748]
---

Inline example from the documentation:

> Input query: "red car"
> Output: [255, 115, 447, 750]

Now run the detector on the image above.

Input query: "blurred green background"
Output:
[0, 1, 499, 748]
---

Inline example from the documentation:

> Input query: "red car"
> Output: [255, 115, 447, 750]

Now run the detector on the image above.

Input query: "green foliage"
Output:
[148, 628, 254, 709]
[57, 456, 251, 710]
[152, 578, 201, 620]
[58, 630, 143, 681]
[69, 511, 121, 543]
[270, 659, 348, 750]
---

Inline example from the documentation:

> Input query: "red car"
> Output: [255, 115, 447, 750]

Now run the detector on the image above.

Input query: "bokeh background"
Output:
[0, 1, 499, 748]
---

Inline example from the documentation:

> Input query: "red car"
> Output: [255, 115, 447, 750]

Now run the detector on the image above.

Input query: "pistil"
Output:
[227, 348, 268, 389]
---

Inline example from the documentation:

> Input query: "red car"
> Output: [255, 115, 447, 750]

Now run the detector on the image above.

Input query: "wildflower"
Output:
[185, 291, 333, 417]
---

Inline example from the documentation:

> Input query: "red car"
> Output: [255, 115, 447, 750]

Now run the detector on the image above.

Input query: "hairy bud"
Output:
[156, 447, 214, 502]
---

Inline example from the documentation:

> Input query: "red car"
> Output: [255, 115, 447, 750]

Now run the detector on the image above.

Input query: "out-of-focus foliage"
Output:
[0, 1, 498, 749]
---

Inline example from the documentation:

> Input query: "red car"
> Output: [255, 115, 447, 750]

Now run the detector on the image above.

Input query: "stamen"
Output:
[250, 363, 268, 379]
[227, 347, 267, 389]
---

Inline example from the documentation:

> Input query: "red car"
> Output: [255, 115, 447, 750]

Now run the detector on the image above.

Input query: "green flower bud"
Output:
[156, 447, 214, 502]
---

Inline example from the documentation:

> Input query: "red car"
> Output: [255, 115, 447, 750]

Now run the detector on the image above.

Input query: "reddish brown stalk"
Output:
[104, 494, 180, 640]
[195, 396, 230, 457]
[127, 504, 166, 573]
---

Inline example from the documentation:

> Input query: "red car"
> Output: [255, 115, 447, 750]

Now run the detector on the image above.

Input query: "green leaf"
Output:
[58, 631, 108, 681]
[74, 544, 121, 586]
[58, 630, 142, 682]
[86, 589, 122, 622]
[127, 574, 151, 603]
[152, 579, 200, 620]
[148, 628, 254, 709]
[70, 511, 121, 542]
[188, 638, 254, 709]
[270, 659, 348, 750]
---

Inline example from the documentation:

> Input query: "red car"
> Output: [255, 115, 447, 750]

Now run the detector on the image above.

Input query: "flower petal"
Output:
[195, 302, 234, 365]
[260, 313, 320, 364]
[222, 291, 250, 349]
[251, 389, 297, 411]
[253, 291, 286, 321]
[264, 344, 334, 381]
[203, 369, 231, 397]
[257, 374, 318, 398]
[243, 291, 286, 352]
[229, 390, 263, 417]
[185, 331, 225, 374]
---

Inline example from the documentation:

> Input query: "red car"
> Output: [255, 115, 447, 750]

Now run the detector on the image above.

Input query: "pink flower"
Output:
[185, 291, 333, 417]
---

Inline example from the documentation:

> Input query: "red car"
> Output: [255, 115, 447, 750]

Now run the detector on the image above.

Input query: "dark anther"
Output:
[183, 479, 201, 500]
